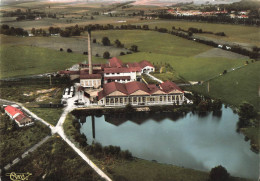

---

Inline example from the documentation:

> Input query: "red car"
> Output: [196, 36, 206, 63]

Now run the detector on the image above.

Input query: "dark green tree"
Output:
[102, 37, 111, 46]
[209, 165, 229, 181]
[238, 102, 257, 121]
[103, 51, 110, 59]
[130, 45, 138, 52]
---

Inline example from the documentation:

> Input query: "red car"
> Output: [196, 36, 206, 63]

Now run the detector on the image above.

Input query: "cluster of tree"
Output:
[0, 114, 17, 134]
[0, 24, 28, 36]
[82, 24, 149, 32]
[130, 45, 138, 52]
[102, 37, 111, 46]
[48, 27, 61, 34]
[87, 142, 133, 160]
[193, 93, 222, 113]
[31, 28, 47, 36]
[231, 45, 259, 59]
[114, 39, 124, 48]
[91, 12, 100, 16]
[59, 25, 82, 37]
[209, 165, 230, 181]
[103, 51, 110, 59]
[237, 102, 257, 128]
[3, 8, 57, 21]
[156, 14, 260, 26]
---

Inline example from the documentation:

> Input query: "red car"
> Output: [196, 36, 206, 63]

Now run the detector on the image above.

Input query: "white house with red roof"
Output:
[59, 57, 155, 85]
[127, 60, 155, 73]
[4, 105, 33, 127]
[97, 80, 186, 106]
[103, 58, 146, 84]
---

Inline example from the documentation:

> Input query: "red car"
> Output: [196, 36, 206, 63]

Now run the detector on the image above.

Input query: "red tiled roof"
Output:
[104, 76, 130, 80]
[160, 80, 183, 93]
[147, 84, 160, 94]
[109, 57, 123, 68]
[125, 81, 150, 94]
[103, 82, 128, 96]
[129, 67, 142, 72]
[127, 62, 140, 68]
[127, 61, 154, 69]
[15, 114, 26, 122]
[139, 60, 154, 69]
[4, 106, 24, 117]
[98, 80, 183, 100]
[80, 74, 102, 79]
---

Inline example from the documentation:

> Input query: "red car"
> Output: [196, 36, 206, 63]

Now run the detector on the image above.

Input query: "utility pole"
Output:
[49, 75, 52, 86]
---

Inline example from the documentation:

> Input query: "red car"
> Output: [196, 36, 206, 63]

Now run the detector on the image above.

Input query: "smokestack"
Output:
[88, 28, 93, 74]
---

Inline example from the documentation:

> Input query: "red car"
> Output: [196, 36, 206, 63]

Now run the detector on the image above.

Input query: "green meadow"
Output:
[134, 20, 260, 47]
[120, 52, 246, 81]
[189, 61, 260, 109]
[0, 45, 106, 78]
[91, 30, 212, 57]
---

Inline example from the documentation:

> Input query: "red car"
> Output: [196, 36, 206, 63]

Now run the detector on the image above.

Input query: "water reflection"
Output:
[77, 107, 258, 180]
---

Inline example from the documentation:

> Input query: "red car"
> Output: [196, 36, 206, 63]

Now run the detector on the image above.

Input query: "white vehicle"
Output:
[70, 86, 74, 92]
[226, 46, 231, 50]
[218, 45, 223, 48]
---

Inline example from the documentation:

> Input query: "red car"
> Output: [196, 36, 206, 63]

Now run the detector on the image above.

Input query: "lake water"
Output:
[78, 106, 259, 180]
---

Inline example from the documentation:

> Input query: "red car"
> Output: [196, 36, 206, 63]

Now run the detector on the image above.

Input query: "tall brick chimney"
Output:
[87, 28, 93, 74]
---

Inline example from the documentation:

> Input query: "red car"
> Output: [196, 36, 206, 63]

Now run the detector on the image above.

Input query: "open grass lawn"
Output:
[188, 61, 260, 109]
[120, 52, 246, 81]
[0, 77, 68, 102]
[28, 108, 63, 126]
[7, 136, 101, 181]
[91, 30, 212, 57]
[0, 114, 50, 168]
[134, 20, 260, 46]
[0, 45, 106, 78]
[96, 158, 250, 181]
[0, 34, 129, 58]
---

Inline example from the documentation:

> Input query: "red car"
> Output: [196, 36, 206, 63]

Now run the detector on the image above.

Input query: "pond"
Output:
[78, 106, 258, 180]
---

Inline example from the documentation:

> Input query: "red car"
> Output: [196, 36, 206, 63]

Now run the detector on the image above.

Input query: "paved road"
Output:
[53, 88, 112, 181]
[0, 97, 112, 181]
[145, 73, 163, 83]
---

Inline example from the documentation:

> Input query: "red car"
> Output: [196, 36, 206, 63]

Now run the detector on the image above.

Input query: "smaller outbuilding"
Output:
[4, 105, 33, 127]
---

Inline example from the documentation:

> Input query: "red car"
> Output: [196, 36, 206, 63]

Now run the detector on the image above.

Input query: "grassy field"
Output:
[134, 20, 260, 47]
[93, 158, 250, 181]
[0, 34, 129, 58]
[0, 45, 106, 78]
[120, 52, 246, 81]
[91, 30, 212, 57]
[188, 61, 260, 109]
[0, 113, 50, 168]
[7, 136, 101, 181]
[28, 108, 63, 126]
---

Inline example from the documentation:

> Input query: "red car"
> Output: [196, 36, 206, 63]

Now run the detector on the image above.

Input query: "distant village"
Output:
[166, 8, 250, 19]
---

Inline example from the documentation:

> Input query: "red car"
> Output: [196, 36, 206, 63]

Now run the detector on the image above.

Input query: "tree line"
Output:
[156, 14, 260, 26]
[3, 8, 57, 21]
[0, 24, 28, 36]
